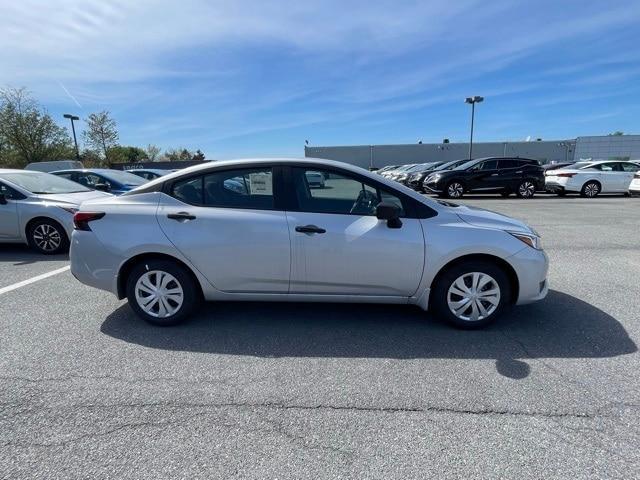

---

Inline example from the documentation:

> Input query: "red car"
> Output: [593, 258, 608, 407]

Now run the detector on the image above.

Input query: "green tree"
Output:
[83, 111, 118, 164]
[609, 131, 624, 136]
[0, 86, 74, 167]
[164, 147, 193, 161]
[107, 145, 148, 164]
[192, 149, 206, 161]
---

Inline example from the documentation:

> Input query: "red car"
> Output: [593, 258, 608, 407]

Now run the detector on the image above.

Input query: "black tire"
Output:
[27, 218, 69, 255]
[516, 180, 536, 198]
[430, 260, 512, 329]
[556, 191, 567, 197]
[580, 181, 600, 198]
[444, 181, 464, 199]
[126, 259, 201, 326]
[500, 191, 511, 197]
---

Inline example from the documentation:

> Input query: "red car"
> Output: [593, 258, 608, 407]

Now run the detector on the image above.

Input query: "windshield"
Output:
[1, 172, 91, 194]
[101, 170, 147, 186]
[453, 159, 481, 171]
[434, 159, 471, 171]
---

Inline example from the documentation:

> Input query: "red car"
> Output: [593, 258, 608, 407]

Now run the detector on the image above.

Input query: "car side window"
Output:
[203, 168, 274, 210]
[172, 176, 203, 204]
[621, 163, 640, 172]
[0, 182, 20, 200]
[56, 172, 75, 181]
[76, 173, 111, 189]
[292, 167, 405, 216]
[497, 159, 518, 169]
[600, 163, 620, 172]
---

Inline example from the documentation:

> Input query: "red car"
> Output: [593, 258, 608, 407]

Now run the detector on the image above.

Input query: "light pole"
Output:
[464, 96, 483, 160]
[63, 114, 80, 161]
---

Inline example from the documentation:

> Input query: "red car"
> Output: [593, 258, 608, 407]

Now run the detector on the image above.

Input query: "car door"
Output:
[157, 166, 291, 293]
[495, 159, 522, 189]
[0, 182, 21, 240]
[466, 159, 500, 191]
[597, 162, 624, 192]
[285, 166, 425, 296]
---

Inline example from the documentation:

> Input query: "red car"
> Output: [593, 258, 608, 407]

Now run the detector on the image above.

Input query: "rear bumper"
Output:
[70, 230, 121, 295]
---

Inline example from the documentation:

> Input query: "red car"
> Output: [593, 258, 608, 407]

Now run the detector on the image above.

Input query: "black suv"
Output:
[422, 157, 544, 199]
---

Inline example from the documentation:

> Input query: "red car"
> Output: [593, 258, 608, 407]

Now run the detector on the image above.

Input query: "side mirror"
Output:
[94, 183, 111, 192]
[376, 202, 402, 229]
[0, 192, 7, 205]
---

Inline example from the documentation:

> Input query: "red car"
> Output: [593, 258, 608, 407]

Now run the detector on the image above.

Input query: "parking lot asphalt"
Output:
[1, 195, 639, 479]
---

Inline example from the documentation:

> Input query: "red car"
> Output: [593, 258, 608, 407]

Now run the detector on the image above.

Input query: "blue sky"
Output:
[2, 0, 640, 159]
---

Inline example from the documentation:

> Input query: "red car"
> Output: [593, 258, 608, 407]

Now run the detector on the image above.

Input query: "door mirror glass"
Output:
[376, 202, 402, 228]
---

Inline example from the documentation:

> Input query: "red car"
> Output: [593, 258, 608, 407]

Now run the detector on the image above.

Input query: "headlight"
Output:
[509, 231, 542, 250]
[57, 206, 79, 215]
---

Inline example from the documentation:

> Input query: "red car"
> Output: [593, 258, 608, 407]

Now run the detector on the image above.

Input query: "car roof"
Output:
[0, 168, 46, 174]
[52, 168, 115, 173]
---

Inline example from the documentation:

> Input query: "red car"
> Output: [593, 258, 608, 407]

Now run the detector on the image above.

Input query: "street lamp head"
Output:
[63, 114, 80, 121]
[465, 96, 484, 104]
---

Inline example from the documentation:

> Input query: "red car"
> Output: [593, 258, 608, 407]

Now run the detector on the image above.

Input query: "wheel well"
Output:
[117, 253, 204, 300]
[583, 179, 601, 188]
[25, 217, 68, 241]
[429, 254, 519, 305]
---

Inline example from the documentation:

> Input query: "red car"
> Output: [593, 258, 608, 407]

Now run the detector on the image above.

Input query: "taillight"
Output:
[73, 212, 105, 231]
[635, 173, 640, 179]
[556, 173, 576, 178]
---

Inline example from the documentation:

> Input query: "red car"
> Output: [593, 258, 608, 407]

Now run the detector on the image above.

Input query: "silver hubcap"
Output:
[584, 183, 599, 197]
[135, 271, 184, 318]
[33, 224, 61, 251]
[519, 182, 535, 197]
[448, 183, 463, 198]
[447, 272, 501, 322]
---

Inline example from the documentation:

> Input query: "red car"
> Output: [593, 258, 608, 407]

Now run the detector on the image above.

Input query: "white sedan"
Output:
[545, 160, 640, 197]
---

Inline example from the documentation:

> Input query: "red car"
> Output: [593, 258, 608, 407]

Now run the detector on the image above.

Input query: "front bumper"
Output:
[507, 246, 549, 305]
[423, 182, 443, 193]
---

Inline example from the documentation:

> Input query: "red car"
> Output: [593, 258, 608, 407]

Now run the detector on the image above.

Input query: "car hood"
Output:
[454, 204, 533, 234]
[35, 191, 113, 206]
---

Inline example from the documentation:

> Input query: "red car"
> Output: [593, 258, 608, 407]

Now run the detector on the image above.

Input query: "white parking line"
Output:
[0, 266, 70, 296]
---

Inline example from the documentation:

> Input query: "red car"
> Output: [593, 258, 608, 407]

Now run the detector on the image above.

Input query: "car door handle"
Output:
[167, 212, 196, 221]
[515, 171, 522, 173]
[295, 225, 326, 234]
[490, 173, 499, 176]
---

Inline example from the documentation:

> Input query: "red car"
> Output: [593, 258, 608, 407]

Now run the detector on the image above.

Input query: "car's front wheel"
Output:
[431, 261, 511, 328]
[126, 259, 200, 326]
[444, 181, 464, 199]
[27, 219, 69, 254]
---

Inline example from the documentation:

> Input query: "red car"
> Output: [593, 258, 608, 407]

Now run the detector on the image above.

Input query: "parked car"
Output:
[545, 160, 640, 197]
[423, 157, 544, 199]
[380, 164, 417, 180]
[543, 162, 575, 173]
[126, 169, 171, 181]
[376, 165, 400, 174]
[24, 160, 84, 173]
[305, 170, 325, 188]
[393, 163, 435, 186]
[405, 162, 446, 191]
[629, 169, 640, 196]
[0, 169, 111, 254]
[51, 168, 147, 195]
[70, 158, 548, 329]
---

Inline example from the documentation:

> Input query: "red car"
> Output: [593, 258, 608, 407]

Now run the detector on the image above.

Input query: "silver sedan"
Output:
[0, 169, 111, 254]
[70, 158, 549, 328]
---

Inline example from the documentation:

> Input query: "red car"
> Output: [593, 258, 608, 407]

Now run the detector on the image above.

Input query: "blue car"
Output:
[51, 169, 147, 195]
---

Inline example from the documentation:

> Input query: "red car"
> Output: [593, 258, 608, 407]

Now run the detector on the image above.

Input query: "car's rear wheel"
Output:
[126, 259, 200, 326]
[27, 219, 69, 254]
[431, 260, 511, 329]
[445, 181, 464, 199]
[500, 190, 511, 197]
[581, 181, 600, 198]
[516, 180, 536, 198]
